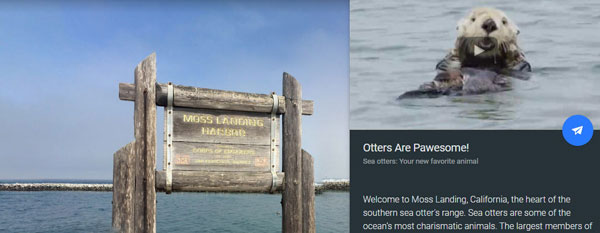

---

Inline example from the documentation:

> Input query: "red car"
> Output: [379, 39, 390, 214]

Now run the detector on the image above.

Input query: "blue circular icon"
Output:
[562, 115, 593, 146]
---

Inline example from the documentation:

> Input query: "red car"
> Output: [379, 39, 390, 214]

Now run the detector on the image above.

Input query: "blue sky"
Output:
[0, 1, 348, 180]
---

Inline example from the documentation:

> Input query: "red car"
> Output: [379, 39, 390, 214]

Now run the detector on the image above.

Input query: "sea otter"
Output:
[399, 7, 531, 99]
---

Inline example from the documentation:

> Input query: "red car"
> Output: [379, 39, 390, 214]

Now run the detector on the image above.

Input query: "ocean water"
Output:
[0, 191, 348, 232]
[350, 0, 600, 129]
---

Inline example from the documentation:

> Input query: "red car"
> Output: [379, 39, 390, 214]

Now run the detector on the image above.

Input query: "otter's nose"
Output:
[481, 19, 497, 34]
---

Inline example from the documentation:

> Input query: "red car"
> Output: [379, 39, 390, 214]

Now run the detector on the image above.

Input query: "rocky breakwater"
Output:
[315, 179, 349, 194]
[0, 183, 112, 191]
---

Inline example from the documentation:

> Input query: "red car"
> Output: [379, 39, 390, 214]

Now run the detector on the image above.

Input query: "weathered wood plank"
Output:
[170, 141, 277, 172]
[301, 100, 313, 116]
[133, 53, 156, 233]
[160, 107, 280, 174]
[171, 108, 279, 145]
[163, 108, 167, 171]
[155, 171, 284, 193]
[282, 72, 303, 233]
[301, 150, 315, 233]
[112, 141, 135, 233]
[119, 82, 314, 115]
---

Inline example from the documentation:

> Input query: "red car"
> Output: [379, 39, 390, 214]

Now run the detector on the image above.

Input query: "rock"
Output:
[315, 179, 349, 195]
[0, 183, 112, 192]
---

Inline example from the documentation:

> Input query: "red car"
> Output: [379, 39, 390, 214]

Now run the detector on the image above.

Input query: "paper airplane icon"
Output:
[474, 45, 485, 56]
[572, 126, 583, 135]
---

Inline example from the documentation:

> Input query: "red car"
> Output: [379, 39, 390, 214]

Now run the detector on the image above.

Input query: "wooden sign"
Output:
[117, 67, 316, 194]
[165, 107, 280, 172]
[114, 54, 315, 233]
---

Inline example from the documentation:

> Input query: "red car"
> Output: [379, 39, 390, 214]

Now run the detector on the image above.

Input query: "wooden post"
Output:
[133, 53, 157, 233]
[301, 150, 315, 233]
[112, 141, 135, 233]
[282, 72, 303, 233]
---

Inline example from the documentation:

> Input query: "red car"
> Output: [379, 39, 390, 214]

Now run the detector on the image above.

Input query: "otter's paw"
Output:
[419, 81, 437, 90]
[513, 60, 532, 72]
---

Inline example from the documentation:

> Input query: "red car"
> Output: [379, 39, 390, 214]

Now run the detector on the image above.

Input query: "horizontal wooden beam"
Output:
[155, 170, 284, 193]
[119, 83, 313, 115]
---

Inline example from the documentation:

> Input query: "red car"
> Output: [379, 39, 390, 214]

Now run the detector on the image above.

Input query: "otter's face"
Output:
[457, 8, 519, 45]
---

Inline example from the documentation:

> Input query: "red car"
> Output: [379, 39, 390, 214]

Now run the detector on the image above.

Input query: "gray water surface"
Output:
[0, 191, 348, 233]
[350, 0, 600, 129]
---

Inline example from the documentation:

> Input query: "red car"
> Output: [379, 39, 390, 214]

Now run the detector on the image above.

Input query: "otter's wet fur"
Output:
[398, 67, 530, 98]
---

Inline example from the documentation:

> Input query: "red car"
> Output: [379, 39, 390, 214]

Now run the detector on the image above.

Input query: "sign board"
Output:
[165, 107, 280, 172]
[114, 53, 315, 233]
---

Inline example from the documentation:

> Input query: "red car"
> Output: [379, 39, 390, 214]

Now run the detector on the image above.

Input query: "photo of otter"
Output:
[399, 8, 532, 98]
[350, 0, 600, 129]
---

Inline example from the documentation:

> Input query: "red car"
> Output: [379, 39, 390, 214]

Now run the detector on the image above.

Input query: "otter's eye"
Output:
[471, 17, 476, 22]
[502, 19, 507, 25]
